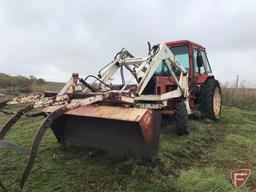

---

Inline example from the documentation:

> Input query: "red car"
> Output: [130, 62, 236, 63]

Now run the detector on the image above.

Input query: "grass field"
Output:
[0, 105, 256, 192]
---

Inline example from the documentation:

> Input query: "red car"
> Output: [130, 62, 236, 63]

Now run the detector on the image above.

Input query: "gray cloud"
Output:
[0, 0, 256, 85]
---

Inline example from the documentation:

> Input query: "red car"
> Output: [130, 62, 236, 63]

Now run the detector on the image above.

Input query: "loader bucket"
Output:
[46, 105, 161, 160]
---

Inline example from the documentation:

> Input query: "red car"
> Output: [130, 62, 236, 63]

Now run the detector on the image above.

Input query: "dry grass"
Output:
[222, 87, 256, 110]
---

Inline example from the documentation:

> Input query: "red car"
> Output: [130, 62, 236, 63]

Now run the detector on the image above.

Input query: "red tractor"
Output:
[0, 40, 222, 189]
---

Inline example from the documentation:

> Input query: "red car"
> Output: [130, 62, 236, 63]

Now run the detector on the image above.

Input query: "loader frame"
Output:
[81, 43, 192, 113]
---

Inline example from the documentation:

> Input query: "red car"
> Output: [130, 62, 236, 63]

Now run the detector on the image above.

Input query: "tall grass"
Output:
[222, 86, 256, 110]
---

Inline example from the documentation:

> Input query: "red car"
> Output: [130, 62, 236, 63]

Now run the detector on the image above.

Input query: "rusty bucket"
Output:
[46, 105, 161, 160]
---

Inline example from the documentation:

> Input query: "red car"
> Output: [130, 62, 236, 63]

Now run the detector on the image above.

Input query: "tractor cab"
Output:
[151, 40, 214, 95]
[165, 40, 214, 85]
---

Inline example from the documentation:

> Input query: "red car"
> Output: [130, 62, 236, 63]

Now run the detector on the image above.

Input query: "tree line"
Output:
[0, 73, 46, 93]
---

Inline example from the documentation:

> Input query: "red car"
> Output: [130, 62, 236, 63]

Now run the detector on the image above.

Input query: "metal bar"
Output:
[124, 65, 140, 83]
[0, 139, 29, 155]
[24, 112, 46, 117]
[98, 60, 117, 78]
[58, 75, 74, 96]
[0, 104, 34, 139]
[121, 56, 149, 65]
[119, 75, 136, 92]
[137, 44, 168, 95]
[134, 61, 147, 76]
[20, 95, 103, 189]
[0, 109, 15, 115]
[79, 78, 98, 92]
[7, 93, 43, 105]
[169, 58, 187, 74]
[20, 106, 68, 189]
[164, 59, 183, 91]
[98, 60, 119, 84]
[135, 89, 182, 101]
[0, 109, 45, 117]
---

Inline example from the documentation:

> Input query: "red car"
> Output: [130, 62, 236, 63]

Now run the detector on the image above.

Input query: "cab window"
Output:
[193, 49, 205, 74]
[170, 46, 189, 72]
[154, 61, 170, 76]
[201, 51, 212, 73]
[154, 45, 189, 76]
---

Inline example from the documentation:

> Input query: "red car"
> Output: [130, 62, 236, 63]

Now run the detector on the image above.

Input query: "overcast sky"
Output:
[0, 0, 256, 86]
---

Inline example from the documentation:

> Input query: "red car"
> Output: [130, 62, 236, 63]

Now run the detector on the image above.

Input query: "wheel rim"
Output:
[213, 87, 221, 117]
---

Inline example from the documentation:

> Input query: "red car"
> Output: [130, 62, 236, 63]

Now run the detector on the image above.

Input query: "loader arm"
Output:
[136, 44, 187, 95]
[91, 43, 188, 96]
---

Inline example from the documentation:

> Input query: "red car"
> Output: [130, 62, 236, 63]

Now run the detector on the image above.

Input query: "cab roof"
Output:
[165, 40, 205, 49]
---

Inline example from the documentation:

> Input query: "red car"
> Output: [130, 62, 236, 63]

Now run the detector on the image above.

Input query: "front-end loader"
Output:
[0, 40, 222, 189]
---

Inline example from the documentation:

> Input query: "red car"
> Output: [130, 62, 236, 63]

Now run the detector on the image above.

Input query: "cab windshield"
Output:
[154, 45, 189, 76]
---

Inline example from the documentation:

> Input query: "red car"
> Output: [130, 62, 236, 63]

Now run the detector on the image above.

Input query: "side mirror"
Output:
[197, 51, 203, 68]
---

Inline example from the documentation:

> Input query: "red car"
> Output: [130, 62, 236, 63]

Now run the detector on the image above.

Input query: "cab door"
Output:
[191, 45, 213, 84]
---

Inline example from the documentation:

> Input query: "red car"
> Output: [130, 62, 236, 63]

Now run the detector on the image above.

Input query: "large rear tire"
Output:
[198, 79, 222, 121]
[174, 102, 189, 135]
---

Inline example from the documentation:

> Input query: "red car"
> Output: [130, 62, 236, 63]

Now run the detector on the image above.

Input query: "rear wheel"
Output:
[174, 102, 189, 135]
[198, 79, 222, 120]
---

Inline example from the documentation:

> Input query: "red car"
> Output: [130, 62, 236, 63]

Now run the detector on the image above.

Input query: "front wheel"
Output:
[174, 102, 190, 135]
